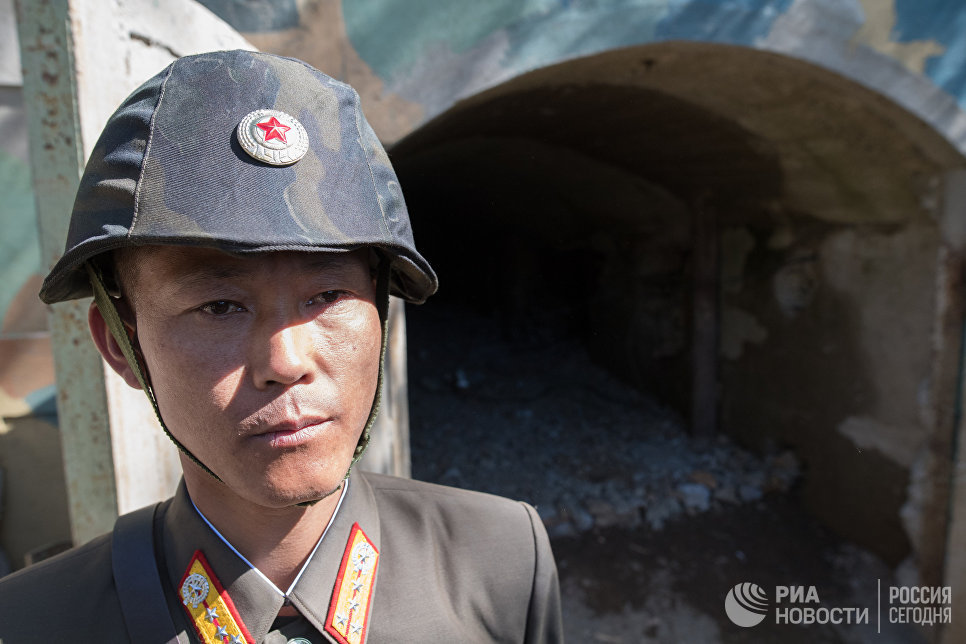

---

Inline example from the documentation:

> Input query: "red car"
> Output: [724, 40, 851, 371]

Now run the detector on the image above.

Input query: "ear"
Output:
[88, 301, 143, 390]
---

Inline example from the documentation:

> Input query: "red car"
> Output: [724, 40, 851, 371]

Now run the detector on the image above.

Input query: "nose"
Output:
[251, 322, 314, 389]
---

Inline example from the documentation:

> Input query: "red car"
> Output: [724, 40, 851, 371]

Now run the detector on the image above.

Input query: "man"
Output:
[0, 50, 562, 643]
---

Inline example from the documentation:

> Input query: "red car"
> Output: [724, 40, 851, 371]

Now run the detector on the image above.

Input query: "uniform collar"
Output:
[287, 472, 381, 640]
[162, 473, 382, 644]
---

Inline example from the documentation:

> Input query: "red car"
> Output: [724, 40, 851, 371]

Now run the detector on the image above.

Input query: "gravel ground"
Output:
[406, 302, 926, 643]
[409, 303, 798, 536]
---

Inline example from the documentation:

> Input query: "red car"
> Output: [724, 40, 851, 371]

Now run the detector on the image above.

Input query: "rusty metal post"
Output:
[691, 196, 718, 440]
[14, 0, 118, 544]
[15, 0, 261, 546]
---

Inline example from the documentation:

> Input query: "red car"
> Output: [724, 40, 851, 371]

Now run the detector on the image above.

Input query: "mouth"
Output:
[252, 418, 332, 449]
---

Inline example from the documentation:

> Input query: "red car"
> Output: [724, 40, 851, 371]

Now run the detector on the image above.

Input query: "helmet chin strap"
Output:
[87, 261, 221, 481]
[85, 257, 392, 507]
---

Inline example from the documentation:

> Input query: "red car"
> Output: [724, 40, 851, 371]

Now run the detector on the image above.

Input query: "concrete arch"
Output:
[394, 40, 964, 224]
[391, 40, 966, 590]
[343, 0, 966, 157]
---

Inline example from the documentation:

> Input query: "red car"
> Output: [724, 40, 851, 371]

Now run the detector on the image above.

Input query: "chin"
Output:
[276, 482, 344, 506]
[183, 441, 358, 508]
[247, 467, 348, 508]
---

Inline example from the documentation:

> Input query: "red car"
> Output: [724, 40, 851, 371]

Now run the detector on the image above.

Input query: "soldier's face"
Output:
[116, 246, 381, 508]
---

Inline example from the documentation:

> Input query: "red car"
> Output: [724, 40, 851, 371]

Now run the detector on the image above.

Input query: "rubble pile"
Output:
[407, 307, 800, 537]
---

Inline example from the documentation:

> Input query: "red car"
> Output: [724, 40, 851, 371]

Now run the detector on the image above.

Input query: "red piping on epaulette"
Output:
[324, 523, 379, 644]
[178, 550, 256, 644]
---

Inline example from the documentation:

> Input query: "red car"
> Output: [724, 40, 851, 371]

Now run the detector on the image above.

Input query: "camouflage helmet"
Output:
[39, 50, 436, 492]
[40, 49, 437, 305]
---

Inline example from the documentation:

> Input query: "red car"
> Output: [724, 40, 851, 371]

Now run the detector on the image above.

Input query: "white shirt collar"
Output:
[189, 479, 350, 599]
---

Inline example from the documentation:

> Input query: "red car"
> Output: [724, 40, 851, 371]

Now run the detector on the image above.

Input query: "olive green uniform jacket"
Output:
[0, 472, 562, 643]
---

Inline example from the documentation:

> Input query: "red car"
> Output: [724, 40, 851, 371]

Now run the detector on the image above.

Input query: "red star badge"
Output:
[256, 116, 290, 143]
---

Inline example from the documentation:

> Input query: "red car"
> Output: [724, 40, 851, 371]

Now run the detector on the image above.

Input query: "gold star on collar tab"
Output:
[237, 109, 308, 166]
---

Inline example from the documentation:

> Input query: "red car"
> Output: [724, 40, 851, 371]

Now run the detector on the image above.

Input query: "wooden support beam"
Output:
[939, 169, 966, 644]
[691, 197, 718, 440]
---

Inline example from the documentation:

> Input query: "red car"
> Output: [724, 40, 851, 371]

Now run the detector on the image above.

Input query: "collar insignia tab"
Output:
[237, 108, 308, 166]
[325, 523, 379, 644]
[179, 550, 255, 644]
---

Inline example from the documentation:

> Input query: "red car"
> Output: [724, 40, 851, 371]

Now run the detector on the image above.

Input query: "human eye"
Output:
[306, 290, 347, 306]
[198, 300, 246, 316]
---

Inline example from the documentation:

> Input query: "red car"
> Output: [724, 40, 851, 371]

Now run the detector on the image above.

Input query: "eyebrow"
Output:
[169, 254, 357, 292]
[169, 264, 250, 292]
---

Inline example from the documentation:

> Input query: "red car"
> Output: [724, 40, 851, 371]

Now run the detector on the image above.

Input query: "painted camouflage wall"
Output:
[192, 0, 966, 148]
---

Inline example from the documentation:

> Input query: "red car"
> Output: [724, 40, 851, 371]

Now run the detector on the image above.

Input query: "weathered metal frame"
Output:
[15, 0, 118, 544]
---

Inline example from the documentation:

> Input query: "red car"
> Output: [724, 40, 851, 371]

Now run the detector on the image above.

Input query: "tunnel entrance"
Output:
[390, 43, 966, 624]
[394, 81, 782, 418]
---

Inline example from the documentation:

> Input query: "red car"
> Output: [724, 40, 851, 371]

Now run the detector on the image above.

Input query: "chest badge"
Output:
[325, 523, 379, 644]
[237, 109, 309, 166]
[179, 550, 255, 644]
